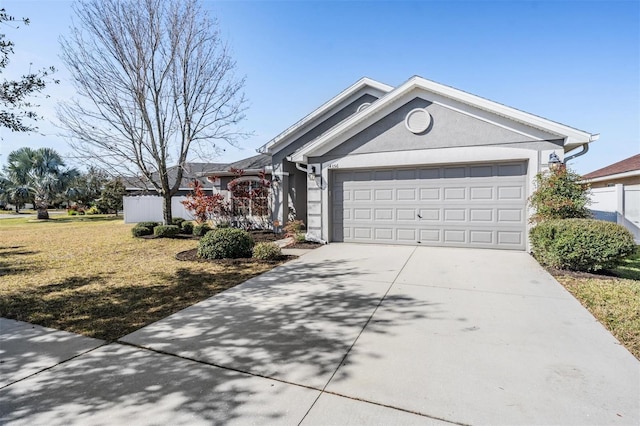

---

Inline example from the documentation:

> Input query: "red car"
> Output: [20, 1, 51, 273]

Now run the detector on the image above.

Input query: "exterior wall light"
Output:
[548, 152, 563, 170]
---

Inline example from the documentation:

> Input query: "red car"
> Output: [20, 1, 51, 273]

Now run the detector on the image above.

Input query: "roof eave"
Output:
[290, 76, 599, 162]
[258, 77, 393, 154]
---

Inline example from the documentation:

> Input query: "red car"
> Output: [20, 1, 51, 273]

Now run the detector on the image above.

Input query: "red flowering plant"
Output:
[181, 180, 229, 224]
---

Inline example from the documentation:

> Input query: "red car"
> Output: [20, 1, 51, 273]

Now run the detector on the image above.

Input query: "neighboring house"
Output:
[123, 157, 272, 223]
[583, 154, 640, 242]
[123, 162, 228, 196]
[582, 154, 640, 188]
[251, 75, 598, 251]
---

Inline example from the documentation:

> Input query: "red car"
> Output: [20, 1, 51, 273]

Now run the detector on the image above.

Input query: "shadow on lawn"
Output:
[0, 252, 448, 424]
[0, 265, 266, 342]
[0, 246, 41, 276]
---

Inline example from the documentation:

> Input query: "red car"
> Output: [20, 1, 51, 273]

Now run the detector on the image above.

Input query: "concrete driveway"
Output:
[1, 244, 638, 425]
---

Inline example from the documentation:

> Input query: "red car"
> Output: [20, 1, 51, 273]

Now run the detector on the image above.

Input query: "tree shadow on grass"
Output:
[0, 250, 448, 424]
[0, 246, 41, 276]
[0, 264, 270, 342]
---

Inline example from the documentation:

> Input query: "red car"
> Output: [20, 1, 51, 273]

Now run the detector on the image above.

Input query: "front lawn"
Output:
[0, 216, 283, 341]
[551, 250, 640, 359]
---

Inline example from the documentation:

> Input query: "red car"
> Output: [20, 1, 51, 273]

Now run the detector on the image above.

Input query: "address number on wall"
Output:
[329, 163, 339, 169]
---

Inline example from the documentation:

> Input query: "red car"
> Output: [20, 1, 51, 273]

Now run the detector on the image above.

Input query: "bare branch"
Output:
[57, 0, 247, 223]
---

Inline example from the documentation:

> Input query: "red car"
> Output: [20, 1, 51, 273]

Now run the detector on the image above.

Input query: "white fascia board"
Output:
[584, 169, 640, 184]
[257, 77, 393, 154]
[290, 75, 598, 162]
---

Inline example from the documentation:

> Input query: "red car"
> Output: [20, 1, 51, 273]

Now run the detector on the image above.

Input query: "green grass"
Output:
[0, 217, 284, 341]
[552, 246, 640, 360]
[611, 250, 640, 280]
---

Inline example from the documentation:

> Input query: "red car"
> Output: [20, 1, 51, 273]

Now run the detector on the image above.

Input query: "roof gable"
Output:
[289, 76, 599, 163]
[258, 77, 393, 155]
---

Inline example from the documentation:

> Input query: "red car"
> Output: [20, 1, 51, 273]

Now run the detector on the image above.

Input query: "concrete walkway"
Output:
[1, 244, 638, 425]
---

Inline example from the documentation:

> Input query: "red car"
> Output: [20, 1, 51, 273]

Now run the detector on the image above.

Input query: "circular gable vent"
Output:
[405, 108, 432, 134]
[356, 102, 371, 112]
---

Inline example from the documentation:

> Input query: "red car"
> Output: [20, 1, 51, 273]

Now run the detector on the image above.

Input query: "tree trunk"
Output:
[37, 208, 49, 220]
[162, 194, 172, 225]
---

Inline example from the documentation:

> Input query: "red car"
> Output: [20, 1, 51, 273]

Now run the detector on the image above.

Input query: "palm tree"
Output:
[3, 147, 79, 219]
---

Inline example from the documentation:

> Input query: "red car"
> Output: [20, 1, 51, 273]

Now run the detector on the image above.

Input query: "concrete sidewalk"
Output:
[1, 244, 639, 425]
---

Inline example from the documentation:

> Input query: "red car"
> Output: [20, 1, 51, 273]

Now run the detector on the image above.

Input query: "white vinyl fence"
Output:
[123, 196, 194, 224]
[590, 184, 640, 243]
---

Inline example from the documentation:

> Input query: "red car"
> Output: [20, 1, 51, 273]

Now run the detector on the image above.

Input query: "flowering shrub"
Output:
[528, 166, 591, 224]
[181, 180, 229, 224]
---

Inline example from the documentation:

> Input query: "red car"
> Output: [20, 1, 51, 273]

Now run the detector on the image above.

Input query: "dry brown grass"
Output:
[0, 216, 282, 341]
[552, 250, 640, 360]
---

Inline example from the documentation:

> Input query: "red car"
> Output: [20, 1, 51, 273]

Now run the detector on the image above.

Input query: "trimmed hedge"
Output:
[530, 219, 636, 272]
[154, 225, 181, 238]
[253, 242, 282, 260]
[137, 221, 159, 229]
[193, 223, 212, 237]
[197, 228, 254, 259]
[180, 221, 194, 235]
[171, 217, 185, 226]
[131, 224, 153, 237]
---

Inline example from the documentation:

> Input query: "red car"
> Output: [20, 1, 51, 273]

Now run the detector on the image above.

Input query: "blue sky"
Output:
[1, 0, 638, 174]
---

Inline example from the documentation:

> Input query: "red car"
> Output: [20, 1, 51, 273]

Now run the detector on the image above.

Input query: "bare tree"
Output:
[58, 0, 246, 224]
[1, 9, 57, 133]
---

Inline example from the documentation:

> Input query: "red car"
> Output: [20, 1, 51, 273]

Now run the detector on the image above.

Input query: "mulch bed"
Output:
[175, 248, 296, 264]
[249, 230, 281, 243]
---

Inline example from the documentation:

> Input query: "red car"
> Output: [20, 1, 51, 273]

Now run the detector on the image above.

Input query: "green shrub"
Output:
[294, 232, 306, 243]
[197, 228, 254, 259]
[171, 217, 185, 226]
[154, 225, 181, 238]
[528, 166, 591, 224]
[253, 242, 282, 260]
[85, 206, 100, 215]
[216, 221, 231, 229]
[137, 221, 159, 229]
[180, 221, 194, 234]
[284, 220, 305, 238]
[68, 210, 78, 216]
[132, 224, 153, 237]
[530, 219, 636, 272]
[193, 223, 212, 237]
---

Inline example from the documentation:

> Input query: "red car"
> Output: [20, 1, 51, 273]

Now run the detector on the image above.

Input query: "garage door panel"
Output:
[470, 187, 493, 200]
[374, 209, 394, 220]
[420, 188, 440, 200]
[418, 208, 440, 221]
[469, 209, 493, 222]
[470, 230, 493, 244]
[444, 209, 466, 221]
[498, 186, 524, 200]
[444, 229, 466, 243]
[396, 228, 417, 241]
[332, 162, 527, 250]
[374, 189, 393, 201]
[444, 187, 466, 200]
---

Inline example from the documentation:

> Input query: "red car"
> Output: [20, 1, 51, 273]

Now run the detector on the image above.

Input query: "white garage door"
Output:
[331, 162, 528, 250]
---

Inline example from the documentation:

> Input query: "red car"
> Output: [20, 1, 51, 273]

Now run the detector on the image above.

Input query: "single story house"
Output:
[123, 162, 228, 196]
[123, 156, 271, 223]
[582, 153, 640, 188]
[583, 154, 640, 242]
[251, 75, 599, 251]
